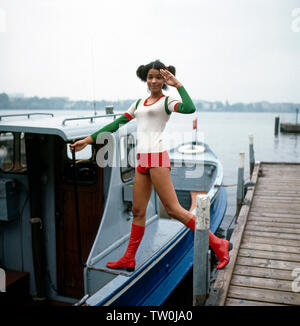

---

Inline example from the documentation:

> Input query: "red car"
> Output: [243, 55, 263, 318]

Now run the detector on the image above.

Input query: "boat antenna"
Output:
[91, 36, 97, 116]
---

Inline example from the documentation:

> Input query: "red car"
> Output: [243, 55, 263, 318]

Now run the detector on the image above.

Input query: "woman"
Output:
[70, 60, 231, 271]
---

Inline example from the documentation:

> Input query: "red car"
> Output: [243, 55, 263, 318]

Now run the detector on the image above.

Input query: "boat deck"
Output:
[89, 218, 185, 276]
[210, 162, 300, 306]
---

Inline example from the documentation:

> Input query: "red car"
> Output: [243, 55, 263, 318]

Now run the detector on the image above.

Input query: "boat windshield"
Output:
[0, 132, 26, 172]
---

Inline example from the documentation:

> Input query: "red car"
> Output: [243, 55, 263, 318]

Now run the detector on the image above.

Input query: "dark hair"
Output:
[136, 60, 176, 90]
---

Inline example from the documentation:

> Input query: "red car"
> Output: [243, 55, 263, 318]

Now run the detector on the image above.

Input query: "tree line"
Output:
[0, 92, 298, 113]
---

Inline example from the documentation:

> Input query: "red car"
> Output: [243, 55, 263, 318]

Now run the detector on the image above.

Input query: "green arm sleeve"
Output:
[91, 114, 130, 143]
[175, 86, 196, 114]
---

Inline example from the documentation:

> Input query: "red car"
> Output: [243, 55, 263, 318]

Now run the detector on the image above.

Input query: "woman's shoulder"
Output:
[166, 95, 181, 104]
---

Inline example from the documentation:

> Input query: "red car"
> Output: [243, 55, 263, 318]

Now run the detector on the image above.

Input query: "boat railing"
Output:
[0, 113, 54, 121]
[62, 113, 122, 126]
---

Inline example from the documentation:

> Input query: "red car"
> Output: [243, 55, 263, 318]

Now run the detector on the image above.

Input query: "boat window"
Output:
[0, 132, 14, 171]
[0, 132, 27, 172]
[120, 133, 136, 183]
[67, 143, 92, 161]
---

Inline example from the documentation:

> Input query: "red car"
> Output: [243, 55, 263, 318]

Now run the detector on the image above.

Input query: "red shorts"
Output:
[136, 151, 171, 174]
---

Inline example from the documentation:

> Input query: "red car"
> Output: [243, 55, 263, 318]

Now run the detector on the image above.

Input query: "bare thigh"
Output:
[149, 167, 193, 224]
[132, 171, 153, 226]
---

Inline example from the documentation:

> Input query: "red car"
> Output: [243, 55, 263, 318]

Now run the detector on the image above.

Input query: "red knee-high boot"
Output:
[106, 223, 145, 272]
[185, 215, 231, 270]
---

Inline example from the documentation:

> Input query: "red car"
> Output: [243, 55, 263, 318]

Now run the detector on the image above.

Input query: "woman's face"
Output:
[147, 68, 164, 93]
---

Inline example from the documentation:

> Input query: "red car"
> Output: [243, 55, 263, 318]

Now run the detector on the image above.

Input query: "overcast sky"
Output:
[0, 0, 300, 103]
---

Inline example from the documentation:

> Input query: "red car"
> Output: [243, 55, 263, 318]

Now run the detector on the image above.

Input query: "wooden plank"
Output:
[253, 196, 300, 203]
[252, 200, 300, 206]
[251, 202, 300, 209]
[260, 171, 300, 174]
[258, 182, 300, 185]
[242, 235, 300, 248]
[252, 201, 300, 208]
[249, 211, 300, 219]
[244, 230, 300, 241]
[258, 172, 300, 175]
[227, 285, 300, 305]
[260, 165, 300, 170]
[260, 161, 300, 165]
[236, 256, 300, 271]
[231, 274, 295, 293]
[225, 298, 284, 306]
[255, 191, 300, 195]
[247, 220, 300, 229]
[255, 190, 300, 195]
[256, 182, 300, 187]
[261, 166, 300, 169]
[240, 242, 300, 254]
[246, 224, 300, 235]
[248, 215, 300, 225]
[255, 187, 300, 192]
[238, 248, 300, 263]
[259, 172, 300, 175]
[258, 168, 300, 172]
[233, 265, 295, 281]
[255, 186, 300, 191]
[255, 191, 300, 197]
[259, 176, 300, 178]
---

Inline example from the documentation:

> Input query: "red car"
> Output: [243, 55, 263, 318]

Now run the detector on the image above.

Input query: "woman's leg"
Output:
[132, 170, 153, 226]
[106, 171, 153, 271]
[149, 167, 231, 269]
[149, 167, 193, 224]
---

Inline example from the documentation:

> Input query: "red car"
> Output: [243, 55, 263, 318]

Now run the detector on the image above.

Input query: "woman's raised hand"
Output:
[69, 138, 89, 153]
[160, 69, 182, 89]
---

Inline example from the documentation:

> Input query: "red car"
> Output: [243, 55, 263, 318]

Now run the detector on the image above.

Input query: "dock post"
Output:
[248, 133, 255, 178]
[274, 115, 280, 135]
[236, 152, 245, 219]
[193, 194, 210, 306]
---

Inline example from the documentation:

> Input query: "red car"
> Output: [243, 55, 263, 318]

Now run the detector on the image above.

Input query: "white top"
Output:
[125, 95, 181, 154]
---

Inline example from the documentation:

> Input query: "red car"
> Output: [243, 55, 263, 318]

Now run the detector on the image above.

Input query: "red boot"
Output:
[185, 215, 232, 269]
[106, 223, 145, 272]
[208, 230, 231, 269]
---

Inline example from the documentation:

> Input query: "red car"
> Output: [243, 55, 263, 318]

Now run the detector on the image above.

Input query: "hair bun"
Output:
[167, 65, 176, 76]
[136, 65, 147, 81]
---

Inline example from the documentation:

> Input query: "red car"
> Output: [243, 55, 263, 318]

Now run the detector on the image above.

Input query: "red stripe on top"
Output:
[123, 112, 133, 120]
[144, 95, 165, 106]
[174, 102, 181, 112]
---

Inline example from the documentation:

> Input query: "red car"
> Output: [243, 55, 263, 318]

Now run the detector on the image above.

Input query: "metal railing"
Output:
[62, 113, 122, 126]
[0, 113, 54, 121]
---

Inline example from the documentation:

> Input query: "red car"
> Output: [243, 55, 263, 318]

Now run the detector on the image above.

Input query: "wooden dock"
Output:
[280, 123, 300, 133]
[210, 162, 300, 306]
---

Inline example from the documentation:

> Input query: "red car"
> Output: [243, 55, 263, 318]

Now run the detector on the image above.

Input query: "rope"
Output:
[215, 184, 237, 188]
[214, 176, 251, 188]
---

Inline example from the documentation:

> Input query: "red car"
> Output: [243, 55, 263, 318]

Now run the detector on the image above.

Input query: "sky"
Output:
[0, 0, 300, 104]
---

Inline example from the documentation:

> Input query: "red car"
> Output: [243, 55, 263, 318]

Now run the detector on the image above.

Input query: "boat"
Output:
[0, 111, 227, 306]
